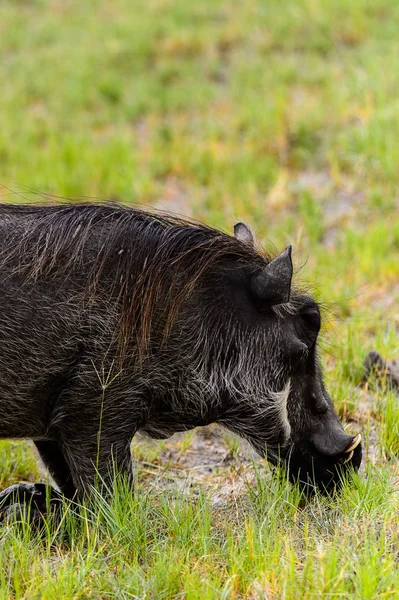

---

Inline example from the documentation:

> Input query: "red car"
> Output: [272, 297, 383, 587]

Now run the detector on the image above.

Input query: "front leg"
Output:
[0, 431, 134, 528]
[49, 360, 144, 499]
[59, 427, 135, 499]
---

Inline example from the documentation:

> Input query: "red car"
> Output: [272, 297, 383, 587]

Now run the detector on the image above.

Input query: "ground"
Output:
[2, 0, 399, 598]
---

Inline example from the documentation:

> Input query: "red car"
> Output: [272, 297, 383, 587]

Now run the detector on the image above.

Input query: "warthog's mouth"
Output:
[283, 433, 362, 495]
[337, 433, 362, 465]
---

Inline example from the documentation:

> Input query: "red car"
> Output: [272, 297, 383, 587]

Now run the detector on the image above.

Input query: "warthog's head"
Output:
[215, 223, 362, 494]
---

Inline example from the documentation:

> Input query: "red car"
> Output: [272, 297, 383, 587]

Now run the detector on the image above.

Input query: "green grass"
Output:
[2, 0, 399, 597]
[1, 468, 399, 599]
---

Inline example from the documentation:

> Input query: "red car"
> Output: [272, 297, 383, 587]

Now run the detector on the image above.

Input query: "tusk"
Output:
[341, 450, 354, 465]
[345, 433, 362, 453]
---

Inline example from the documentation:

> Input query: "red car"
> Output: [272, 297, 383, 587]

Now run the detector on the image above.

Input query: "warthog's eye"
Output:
[296, 306, 321, 347]
[302, 308, 321, 332]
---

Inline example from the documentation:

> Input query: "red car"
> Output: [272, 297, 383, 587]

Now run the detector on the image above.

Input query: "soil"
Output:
[131, 426, 269, 505]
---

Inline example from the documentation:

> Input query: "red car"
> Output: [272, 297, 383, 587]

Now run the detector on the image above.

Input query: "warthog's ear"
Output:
[251, 245, 293, 305]
[234, 222, 254, 246]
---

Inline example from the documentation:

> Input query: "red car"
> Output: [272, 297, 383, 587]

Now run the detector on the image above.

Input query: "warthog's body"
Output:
[0, 203, 361, 505]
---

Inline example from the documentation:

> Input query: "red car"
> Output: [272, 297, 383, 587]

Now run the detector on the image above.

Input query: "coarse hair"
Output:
[0, 202, 269, 358]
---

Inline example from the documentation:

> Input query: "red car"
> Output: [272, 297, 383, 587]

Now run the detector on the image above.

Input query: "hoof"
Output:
[0, 483, 64, 529]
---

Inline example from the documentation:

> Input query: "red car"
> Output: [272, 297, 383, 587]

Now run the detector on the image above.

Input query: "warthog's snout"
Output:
[286, 428, 362, 495]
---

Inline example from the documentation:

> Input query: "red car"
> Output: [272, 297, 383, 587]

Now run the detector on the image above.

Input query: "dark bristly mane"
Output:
[0, 203, 268, 357]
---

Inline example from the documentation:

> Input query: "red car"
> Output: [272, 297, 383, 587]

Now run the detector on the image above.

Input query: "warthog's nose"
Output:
[311, 420, 360, 458]
[339, 434, 362, 465]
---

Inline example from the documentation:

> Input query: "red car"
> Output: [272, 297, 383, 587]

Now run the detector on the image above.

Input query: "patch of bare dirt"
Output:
[132, 426, 267, 506]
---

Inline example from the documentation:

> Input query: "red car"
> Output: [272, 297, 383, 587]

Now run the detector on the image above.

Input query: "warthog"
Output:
[0, 203, 361, 520]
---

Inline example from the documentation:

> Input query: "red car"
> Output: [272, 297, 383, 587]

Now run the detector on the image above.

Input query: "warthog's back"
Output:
[0, 203, 256, 440]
